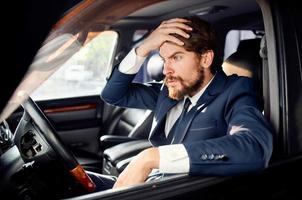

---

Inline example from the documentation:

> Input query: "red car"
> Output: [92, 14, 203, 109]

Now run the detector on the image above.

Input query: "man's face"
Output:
[159, 42, 205, 100]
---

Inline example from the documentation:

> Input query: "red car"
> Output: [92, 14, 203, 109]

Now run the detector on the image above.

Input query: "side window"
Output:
[31, 31, 118, 100]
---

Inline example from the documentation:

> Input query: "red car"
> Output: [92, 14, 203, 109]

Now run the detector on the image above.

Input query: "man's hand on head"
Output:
[136, 18, 192, 57]
[112, 147, 159, 189]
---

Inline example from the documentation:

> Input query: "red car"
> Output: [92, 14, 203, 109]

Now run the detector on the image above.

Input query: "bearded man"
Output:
[101, 17, 273, 189]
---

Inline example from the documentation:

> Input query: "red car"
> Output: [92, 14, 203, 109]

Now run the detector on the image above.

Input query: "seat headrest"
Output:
[224, 38, 262, 75]
[146, 52, 164, 81]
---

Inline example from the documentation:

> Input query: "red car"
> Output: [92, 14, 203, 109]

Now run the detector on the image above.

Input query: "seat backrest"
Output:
[223, 38, 262, 78]
[222, 38, 263, 109]
[102, 52, 163, 139]
[106, 107, 149, 137]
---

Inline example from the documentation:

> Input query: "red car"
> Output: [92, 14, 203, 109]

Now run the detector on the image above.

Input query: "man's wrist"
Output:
[141, 147, 159, 170]
[135, 45, 149, 57]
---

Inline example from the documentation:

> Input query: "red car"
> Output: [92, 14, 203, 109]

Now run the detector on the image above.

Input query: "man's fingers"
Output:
[113, 180, 121, 189]
[138, 18, 192, 54]
[112, 182, 118, 189]
[165, 35, 185, 46]
[160, 22, 192, 31]
[162, 27, 190, 39]
[163, 18, 190, 24]
[113, 174, 125, 189]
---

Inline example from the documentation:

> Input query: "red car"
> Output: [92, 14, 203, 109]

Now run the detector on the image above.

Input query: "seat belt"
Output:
[259, 35, 270, 118]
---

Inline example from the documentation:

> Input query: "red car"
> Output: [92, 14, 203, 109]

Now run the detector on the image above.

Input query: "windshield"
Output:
[0, 33, 81, 121]
[0, 0, 160, 123]
[0, 1, 118, 122]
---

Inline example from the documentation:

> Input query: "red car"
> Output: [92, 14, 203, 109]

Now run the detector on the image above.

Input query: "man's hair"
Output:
[171, 16, 222, 73]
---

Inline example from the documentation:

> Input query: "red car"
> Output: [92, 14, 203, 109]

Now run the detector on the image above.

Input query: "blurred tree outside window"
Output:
[31, 31, 118, 100]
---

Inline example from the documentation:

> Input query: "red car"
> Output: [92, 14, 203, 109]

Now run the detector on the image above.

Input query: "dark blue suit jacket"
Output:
[101, 68, 273, 176]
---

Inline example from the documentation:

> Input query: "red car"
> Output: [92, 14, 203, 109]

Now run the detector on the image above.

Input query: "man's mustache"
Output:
[164, 75, 183, 83]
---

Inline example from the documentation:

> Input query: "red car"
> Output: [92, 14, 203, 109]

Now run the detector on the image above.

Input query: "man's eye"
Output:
[173, 55, 182, 61]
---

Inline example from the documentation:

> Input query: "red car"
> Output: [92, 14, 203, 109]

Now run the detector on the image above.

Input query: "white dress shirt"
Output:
[118, 48, 214, 174]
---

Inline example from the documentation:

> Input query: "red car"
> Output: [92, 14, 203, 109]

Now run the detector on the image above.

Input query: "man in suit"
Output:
[101, 17, 273, 189]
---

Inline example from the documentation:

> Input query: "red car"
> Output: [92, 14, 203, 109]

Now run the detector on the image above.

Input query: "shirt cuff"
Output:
[118, 48, 146, 74]
[158, 144, 190, 174]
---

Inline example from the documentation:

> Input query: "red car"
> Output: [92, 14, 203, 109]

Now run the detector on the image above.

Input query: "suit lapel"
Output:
[173, 71, 228, 143]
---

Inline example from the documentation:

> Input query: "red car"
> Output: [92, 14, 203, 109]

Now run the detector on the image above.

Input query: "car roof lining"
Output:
[127, 0, 259, 21]
[109, 0, 263, 37]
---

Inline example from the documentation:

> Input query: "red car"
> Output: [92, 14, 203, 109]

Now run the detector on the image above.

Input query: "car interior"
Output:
[102, 38, 265, 177]
[1, 0, 284, 199]
[94, 0, 268, 177]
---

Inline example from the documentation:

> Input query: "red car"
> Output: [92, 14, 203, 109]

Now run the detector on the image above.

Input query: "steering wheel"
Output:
[21, 97, 96, 192]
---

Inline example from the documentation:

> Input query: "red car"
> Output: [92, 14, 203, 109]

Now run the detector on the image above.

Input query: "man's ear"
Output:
[200, 50, 214, 69]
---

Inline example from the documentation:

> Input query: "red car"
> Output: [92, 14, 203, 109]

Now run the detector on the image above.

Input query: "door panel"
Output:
[36, 96, 104, 155]
[58, 127, 100, 153]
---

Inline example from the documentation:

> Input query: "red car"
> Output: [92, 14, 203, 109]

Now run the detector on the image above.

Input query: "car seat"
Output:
[223, 38, 263, 110]
[99, 51, 164, 150]
[101, 52, 164, 175]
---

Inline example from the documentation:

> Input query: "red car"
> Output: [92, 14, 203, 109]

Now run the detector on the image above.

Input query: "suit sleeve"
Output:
[101, 67, 162, 110]
[183, 78, 273, 176]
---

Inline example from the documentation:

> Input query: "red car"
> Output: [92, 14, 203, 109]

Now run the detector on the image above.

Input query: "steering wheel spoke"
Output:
[22, 97, 96, 193]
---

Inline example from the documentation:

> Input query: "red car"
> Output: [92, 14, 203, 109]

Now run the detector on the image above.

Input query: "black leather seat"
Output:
[223, 38, 263, 109]
[223, 38, 262, 82]
[101, 52, 163, 174]
[99, 52, 163, 150]
[103, 140, 152, 176]
[100, 107, 153, 150]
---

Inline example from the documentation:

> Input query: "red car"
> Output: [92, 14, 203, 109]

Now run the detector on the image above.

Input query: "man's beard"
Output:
[164, 67, 205, 100]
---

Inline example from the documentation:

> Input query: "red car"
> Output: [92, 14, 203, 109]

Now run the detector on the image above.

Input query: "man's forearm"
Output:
[136, 45, 151, 57]
[118, 48, 146, 74]
[113, 147, 159, 189]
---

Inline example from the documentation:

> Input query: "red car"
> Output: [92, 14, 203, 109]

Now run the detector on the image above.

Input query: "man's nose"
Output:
[163, 60, 173, 75]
